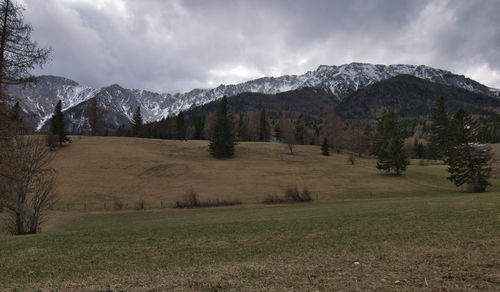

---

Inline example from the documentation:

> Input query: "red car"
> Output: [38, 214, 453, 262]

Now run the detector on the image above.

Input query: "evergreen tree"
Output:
[209, 96, 235, 158]
[10, 101, 21, 122]
[321, 137, 329, 156]
[274, 122, 281, 141]
[427, 97, 449, 160]
[375, 112, 409, 175]
[445, 108, 492, 192]
[258, 108, 270, 141]
[132, 106, 142, 137]
[49, 100, 69, 145]
[191, 115, 205, 140]
[413, 137, 425, 159]
[176, 111, 185, 140]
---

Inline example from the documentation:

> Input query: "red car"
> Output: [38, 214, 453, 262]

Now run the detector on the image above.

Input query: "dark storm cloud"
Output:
[20, 0, 500, 93]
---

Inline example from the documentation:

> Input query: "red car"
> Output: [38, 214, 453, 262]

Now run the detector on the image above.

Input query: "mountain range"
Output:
[4, 62, 500, 132]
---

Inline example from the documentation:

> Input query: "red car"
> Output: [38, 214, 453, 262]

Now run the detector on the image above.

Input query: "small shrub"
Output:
[263, 186, 312, 204]
[135, 200, 145, 210]
[285, 187, 301, 201]
[300, 187, 312, 202]
[174, 190, 240, 208]
[175, 190, 200, 208]
[113, 199, 124, 210]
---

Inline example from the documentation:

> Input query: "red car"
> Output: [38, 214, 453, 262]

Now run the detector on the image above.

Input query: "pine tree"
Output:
[49, 100, 69, 145]
[321, 137, 329, 156]
[10, 101, 20, 122]
[427, 97, 449, 160]
[446, 108, 492, 192]
[413, 137, 425, 159]
[258, 108, 270, 141]
[132, 106, 142, 137]
[209, 96, 235, 158]
[274, 123, 281, 141]
[176, 111, 185, 140]
[375, 112, 409, 175]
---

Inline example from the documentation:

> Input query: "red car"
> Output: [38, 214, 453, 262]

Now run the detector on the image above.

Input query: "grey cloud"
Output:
[22, 0, 500, 93]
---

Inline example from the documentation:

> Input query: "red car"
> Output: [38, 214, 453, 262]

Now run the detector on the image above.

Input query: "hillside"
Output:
[48, 136, 497, 210]
[185, 87, 336, 117]
[185, 75, 500, 119]
[336, 75, 500, 119]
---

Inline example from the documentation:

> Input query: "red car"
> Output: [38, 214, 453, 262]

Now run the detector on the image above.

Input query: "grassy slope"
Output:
[49, 136, 473, 209]
[1, 137, 499, 290]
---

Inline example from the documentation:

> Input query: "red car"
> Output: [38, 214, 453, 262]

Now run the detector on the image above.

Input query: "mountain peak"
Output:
[6, 62, 498, 133]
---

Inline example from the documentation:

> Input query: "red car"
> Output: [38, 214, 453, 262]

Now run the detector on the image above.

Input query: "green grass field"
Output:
[1, 137, 499, 290]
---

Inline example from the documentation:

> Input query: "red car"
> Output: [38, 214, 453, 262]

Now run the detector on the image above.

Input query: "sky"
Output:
[20, 0, 500, 93]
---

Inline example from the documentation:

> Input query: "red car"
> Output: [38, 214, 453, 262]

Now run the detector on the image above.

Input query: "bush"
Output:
[263, 186, 312, 204]
[174, 190, 241, 208]
[113, 199, 124, 210]
[175, 190, 200, 208]
[348, 154, 356, 165]
[135, 200, 145, 210]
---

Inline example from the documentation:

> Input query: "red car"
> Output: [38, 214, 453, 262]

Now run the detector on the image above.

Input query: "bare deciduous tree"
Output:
[0, 135, 56, 235]
[322, 106, 345, 153]
[86, 98, 99, 136]
[0, 0, 51, 96]
[280, 117, 296, 154]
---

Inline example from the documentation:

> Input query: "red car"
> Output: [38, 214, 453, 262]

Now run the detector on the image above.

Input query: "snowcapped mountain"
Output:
[6, 62, 499, 132]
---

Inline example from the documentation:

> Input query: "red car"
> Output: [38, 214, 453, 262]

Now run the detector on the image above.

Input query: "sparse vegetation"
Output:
[175, 189, 241, 208]
[263, 186, 312, 203]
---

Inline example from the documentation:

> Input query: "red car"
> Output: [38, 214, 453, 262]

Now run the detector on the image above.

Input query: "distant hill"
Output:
[186, 75, 500, 119]
[185, 87, 336, 117]
[336, 75, 500, 119]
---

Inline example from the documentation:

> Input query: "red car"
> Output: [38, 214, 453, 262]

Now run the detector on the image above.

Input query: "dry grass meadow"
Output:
[51, 136, 464, 210]
[1, 136, 499, 290]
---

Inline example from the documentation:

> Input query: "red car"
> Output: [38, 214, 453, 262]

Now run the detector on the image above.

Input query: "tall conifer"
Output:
[427, 97, 449, 160]
[176, 111, 185, 140]
[50, 100, 69, 145]
[375, 112, 408, 175]
[132, 106, 142, 137]
[209, 96, 235, 158]
[445, 108, 492, 192]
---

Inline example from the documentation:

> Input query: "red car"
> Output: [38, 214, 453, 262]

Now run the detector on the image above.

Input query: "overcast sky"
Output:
[20, 0, 500, 93]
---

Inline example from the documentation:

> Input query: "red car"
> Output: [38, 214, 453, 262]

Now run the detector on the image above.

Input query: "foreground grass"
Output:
[1, 191, 499, 290]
